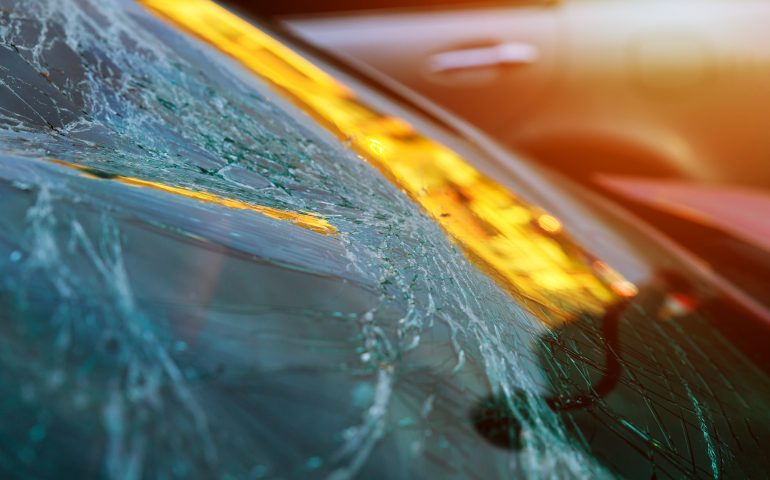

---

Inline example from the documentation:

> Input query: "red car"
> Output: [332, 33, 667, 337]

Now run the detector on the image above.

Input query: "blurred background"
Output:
[230, 0, 770, 302]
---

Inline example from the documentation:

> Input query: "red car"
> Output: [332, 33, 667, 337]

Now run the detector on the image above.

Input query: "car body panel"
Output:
[284, 0, 770, 188]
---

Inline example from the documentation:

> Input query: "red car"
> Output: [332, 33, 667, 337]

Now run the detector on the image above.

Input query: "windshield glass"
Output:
[0, 1, 768, 479]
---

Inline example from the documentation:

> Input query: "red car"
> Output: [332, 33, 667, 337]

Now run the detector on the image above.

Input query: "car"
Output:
[278, 0, 770, 189]
[1, 0, 769, 478]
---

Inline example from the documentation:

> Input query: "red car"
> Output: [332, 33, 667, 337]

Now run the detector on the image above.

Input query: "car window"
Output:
[0, 0, 618, 477]
[1, 0, 770, 479]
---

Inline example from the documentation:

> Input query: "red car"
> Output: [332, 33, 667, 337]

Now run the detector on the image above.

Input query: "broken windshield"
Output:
[0, 0, 769, 478]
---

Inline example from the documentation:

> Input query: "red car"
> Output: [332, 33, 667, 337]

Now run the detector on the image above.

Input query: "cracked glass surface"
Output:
[0, 1, 769, 479]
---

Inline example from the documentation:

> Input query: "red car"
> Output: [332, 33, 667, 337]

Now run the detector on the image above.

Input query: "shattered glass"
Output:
[0, 0, 769, 478]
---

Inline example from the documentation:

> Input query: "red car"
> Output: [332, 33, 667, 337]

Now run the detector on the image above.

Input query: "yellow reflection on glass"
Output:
[537, 214, 562, 234]
[139, 0, 635, 321]
[49, 159, 337, 236]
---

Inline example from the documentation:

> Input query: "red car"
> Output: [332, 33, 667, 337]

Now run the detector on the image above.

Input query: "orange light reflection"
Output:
[49, 159, 337, 236]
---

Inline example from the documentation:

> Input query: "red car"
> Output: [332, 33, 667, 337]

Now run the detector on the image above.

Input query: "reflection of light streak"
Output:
[537, 214, 562, 234]
[140, 0, 636, 321]
[48, 159, 337, 236]
[368, 138, 384, 156]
